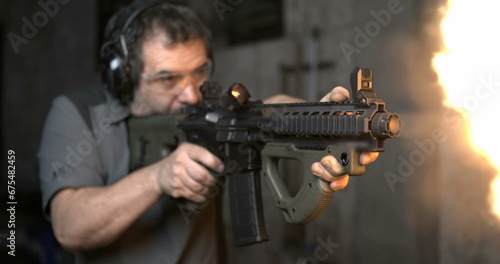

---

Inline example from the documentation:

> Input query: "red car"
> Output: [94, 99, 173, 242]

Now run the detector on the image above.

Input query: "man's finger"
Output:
[311, 162, 349, 191]
[184, 159, 217, 187]
[183, 189, 207, 203]
[311, 162, 336, 182]
[330, 175, 349, 191]
[179, 165, 210, 193]
[329, 87, 350, 102]
[360, 152, 379, 165]
[320, 86, 350, 102]
[320, 155, 347, 176]
[185, 143, 225, 172]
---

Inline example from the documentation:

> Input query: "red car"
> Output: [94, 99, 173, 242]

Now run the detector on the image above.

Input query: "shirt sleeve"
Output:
[38, 95, 106, 220]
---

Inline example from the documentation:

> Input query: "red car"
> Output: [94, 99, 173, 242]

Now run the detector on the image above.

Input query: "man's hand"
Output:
[311, 86, 379, 191]
[154, 143, 224, 203]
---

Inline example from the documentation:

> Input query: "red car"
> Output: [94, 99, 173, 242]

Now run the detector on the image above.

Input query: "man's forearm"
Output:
[263, 94, 307, 104]
[51, 165, 162, 252]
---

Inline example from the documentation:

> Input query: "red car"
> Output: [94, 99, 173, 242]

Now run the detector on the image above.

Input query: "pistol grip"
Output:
[228, 170, 269, 246]
[261, 143, 365, 224]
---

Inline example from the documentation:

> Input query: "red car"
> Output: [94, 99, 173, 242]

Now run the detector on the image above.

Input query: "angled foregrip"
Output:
[261, 143, 365, 224]
[228, 170, 269, 246]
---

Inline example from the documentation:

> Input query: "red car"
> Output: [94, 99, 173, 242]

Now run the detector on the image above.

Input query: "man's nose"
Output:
[177, 81, 201, 106]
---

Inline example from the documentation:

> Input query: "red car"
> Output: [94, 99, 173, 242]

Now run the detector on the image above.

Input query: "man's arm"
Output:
[50, 142, 223, 253]
[263, 94, 306, 104]
[50, 165, 160, 252]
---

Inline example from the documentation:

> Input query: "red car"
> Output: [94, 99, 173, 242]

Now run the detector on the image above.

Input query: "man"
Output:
[38, 1, 378, 263]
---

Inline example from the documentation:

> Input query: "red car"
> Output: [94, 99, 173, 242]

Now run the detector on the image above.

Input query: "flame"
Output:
[433, 0, 500, 218]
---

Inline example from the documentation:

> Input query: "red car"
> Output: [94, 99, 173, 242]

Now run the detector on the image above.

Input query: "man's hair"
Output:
[104, 2, 212, 103]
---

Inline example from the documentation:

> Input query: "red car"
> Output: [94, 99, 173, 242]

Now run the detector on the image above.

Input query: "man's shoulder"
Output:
[54, 84, 112, 130]
[61, 84, 108, 108]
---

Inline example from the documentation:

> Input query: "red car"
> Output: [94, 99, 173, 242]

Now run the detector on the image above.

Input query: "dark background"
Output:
[2, 0, 500, 263]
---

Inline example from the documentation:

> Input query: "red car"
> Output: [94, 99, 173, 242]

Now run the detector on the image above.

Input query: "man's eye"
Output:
[194, 68, 209, 80]
[158, 75, 180, 85]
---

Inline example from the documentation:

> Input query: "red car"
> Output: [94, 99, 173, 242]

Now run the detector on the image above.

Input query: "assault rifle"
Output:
[128, 67, 401, 246]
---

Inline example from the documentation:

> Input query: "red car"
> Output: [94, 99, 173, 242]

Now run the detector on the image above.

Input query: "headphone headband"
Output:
[102, 0, 166, 61]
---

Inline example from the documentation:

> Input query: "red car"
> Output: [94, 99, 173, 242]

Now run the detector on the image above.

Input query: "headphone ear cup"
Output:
[101, 46, 129, 100]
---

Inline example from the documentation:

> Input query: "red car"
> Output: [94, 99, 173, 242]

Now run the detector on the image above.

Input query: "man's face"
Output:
[130, 37, 209, 116]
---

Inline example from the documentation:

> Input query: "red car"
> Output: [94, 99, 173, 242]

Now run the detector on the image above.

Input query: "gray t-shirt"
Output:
[38, 86, 221, 263]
